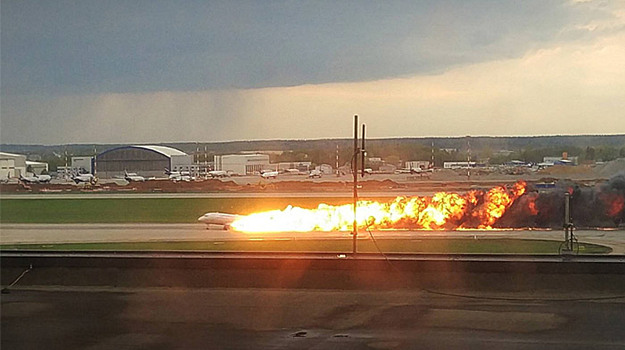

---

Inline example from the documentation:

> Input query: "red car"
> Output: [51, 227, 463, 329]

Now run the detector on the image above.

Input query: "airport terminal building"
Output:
[96, 145, 193, 178]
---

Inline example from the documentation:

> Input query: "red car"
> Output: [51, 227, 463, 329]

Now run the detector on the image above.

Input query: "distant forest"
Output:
[3, 135, 625, 171]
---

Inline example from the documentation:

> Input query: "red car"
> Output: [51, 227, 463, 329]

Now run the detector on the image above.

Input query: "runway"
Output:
[1, 223, 624, 254]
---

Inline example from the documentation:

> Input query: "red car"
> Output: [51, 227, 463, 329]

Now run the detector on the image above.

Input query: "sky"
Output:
[1, 0, 624, 144]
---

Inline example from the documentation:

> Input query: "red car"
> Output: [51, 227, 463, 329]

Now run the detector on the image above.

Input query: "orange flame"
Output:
[231, 181, 529, 233]
[601, 193, 625, 218]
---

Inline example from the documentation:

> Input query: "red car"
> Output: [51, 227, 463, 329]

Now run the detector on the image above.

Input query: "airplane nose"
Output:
[198, 216, 206, 222]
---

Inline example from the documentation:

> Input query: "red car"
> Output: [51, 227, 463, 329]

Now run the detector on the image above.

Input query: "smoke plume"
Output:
[498, 173, 625, 229]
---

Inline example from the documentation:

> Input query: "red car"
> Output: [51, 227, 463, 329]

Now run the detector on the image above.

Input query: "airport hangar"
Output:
[96, 145, 194, 178]
[0, 152, 27, 179]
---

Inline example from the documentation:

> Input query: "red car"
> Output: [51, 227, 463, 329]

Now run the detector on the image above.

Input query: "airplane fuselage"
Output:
[198, 212, 241, 229]
[261, 171, 278, 179]
[20, 174, 52, 184]
[73, 174, 95, 183]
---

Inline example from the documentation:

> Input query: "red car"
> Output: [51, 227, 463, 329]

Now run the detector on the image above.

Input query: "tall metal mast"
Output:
[352, 115, 359, 255]
[352, 115, 366, 255]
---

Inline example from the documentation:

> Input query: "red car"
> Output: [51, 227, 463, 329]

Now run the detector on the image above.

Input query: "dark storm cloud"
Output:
[1, 0, 582, 95]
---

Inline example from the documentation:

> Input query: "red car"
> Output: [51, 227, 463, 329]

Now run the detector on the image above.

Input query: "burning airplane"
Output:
[199, 175, 625, 233]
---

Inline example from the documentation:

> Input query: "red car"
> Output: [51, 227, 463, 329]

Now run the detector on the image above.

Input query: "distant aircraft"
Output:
[20, 173, 52, 184]
[167, 170, 182, 180]
[409, 167, 432, 177]
[19, 174, 41, 184]
[198, 212, 241, 230]
[73, 173, 96, 184]
[308, 169, 322, 178]
[166, 170, 194, 181]
[261, 170, 278, 179]
[208, 170, 229, 178]
[37, 174, 52, 183]
[124, 171, 146, 182]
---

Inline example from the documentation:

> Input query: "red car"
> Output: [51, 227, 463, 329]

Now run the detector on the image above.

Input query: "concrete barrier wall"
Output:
[3, 252, 625, 291]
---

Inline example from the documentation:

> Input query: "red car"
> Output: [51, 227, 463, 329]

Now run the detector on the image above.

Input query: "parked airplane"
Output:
[19, 174, 42, 184]
[198, 212, 242, 229]
[409, 167, 432, 177]
[35, 174, 52, 183]
[73, 173, 96, 184]
[308, 169, 322, 178]
[19, 174, 51, 183]
[261, 170, 279, 179]
[124, 171, 145, 182]
[208, 170, 229, 178]
[166, 170, 194, 181]
[165, 168, 186, 181]
[167, 170, 182, 180]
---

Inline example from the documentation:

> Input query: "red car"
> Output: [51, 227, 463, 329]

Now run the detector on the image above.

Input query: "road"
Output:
[1, 223, 624, 254]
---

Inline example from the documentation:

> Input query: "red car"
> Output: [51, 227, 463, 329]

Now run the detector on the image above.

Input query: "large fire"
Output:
[231, 181, 528, 232]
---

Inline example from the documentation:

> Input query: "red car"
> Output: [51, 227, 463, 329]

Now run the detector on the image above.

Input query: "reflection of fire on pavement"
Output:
[230, 178, 625, 233]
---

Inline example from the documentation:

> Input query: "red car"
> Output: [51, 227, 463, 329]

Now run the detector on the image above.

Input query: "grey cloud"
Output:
[1, 0, 607, 95]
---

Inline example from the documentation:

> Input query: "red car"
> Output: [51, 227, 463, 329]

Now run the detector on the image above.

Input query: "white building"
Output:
[0, 152, 27, 179]
[72, 156, 93, 174]
[444, 161, 476, 169]
[214, 154, 270, 175]
[405, 161, 430, 170]
[26, 160, 49, 175]
[170, 154, 196, 173]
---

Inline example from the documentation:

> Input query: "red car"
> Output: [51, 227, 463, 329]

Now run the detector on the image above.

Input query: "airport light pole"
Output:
[562, 192, 576, 254]
[353, 115, 359, 255]
[352, 115, 366, 256]
[466, 136, 471, 181]
[336, 144, 340, 177]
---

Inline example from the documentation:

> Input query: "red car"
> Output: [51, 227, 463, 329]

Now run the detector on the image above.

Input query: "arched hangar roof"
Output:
[98, 145, 188, 158]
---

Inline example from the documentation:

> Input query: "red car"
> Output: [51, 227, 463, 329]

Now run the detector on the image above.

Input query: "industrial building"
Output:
[214, 154, 270, 175]
[72, 157, 94, 174]
[25, 160, 49, 175]
[0, 152, 27, 179]
[443, 161, 477, 169]
[96, 145, 194, 178]
[405, 161, 430, 171]
[55, 157, 95, 178]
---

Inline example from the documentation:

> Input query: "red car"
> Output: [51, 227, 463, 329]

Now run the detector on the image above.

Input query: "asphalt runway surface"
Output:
[2, 223, 624, 254]
[3, 286, 625, 350]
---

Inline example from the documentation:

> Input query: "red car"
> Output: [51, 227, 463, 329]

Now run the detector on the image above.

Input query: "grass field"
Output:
[0, 197, 366, 223]
[0, 238, 612, 255]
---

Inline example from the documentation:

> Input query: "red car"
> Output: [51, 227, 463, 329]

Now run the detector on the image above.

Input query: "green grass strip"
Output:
[0, 197, 368, 224]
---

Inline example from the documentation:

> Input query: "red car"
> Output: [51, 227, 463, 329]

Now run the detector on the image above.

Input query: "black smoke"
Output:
[496, 173, 625, 229]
